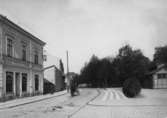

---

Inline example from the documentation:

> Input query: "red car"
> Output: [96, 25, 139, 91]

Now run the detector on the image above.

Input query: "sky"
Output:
[0, 0, 167, 73]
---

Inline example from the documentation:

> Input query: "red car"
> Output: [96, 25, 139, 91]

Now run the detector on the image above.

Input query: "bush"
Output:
[122, 78, 141, 98]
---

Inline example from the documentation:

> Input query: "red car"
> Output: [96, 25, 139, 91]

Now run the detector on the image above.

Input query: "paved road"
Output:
[72, 88, 167, 118]
[1, 88, 167, 118]
[0, 89, 98, 118]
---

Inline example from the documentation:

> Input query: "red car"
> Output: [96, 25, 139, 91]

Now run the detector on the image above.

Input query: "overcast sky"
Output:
[0, 0, 167, 73]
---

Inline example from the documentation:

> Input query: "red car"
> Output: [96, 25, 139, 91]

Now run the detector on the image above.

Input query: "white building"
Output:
[44, 65, 65, 92]
[0, 15, 45, 101]
[150, 64, 167, 89]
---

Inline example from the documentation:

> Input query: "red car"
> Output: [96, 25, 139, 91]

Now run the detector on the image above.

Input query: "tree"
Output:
[79, 55, 100, 87]
[79, 44, 151, 88]
[59, 59, 64, 73]
[153, 45, 167, 64]
[97, 58, 111, 87]
[115, 44, 150, 86]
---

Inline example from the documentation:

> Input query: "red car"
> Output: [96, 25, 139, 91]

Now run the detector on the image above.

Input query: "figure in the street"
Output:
[70, 75, 80, 97]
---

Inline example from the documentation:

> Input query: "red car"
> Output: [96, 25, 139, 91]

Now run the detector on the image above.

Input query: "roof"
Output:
[66, 72, 77, 77]
[0, 14, 46, 46]
[149, 64, 167, 75]
[43, 65, 59, 71]
[43, 78, 55, 85]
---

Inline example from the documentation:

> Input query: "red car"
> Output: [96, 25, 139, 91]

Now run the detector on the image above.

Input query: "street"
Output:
[0, 88, 167, 118]
[0, 89, 98, 118]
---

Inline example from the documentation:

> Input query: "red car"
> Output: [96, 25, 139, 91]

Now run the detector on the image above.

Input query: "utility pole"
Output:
[66, 51, 69, 73]
[66, 51, 70, 92]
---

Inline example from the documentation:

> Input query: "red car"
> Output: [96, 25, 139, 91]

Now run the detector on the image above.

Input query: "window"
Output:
[34, 51, 38, 64]
[162, 74, 166, 78]
[22, 44, 26, 61]
[158, 74, 162, 79]
[158, 73, 167, 79]
[43, 50, 47, 61]
[7, 38, 13, 57]
[6, 72, 13, 93]
[35, 75, 39, 91]
[22, 73, 27, 92]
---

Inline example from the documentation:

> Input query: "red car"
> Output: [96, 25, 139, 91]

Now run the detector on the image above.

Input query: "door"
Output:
[15, 73, 20, 97]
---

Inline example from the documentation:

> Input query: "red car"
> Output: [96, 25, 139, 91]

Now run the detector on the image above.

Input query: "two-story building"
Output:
[0, 15, 46, 101]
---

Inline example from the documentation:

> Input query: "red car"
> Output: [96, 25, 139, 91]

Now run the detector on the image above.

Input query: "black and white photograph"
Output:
[0, 0, 167, 118]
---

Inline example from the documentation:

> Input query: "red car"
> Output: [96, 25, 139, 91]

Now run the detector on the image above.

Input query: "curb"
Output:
[0, 91, 67, 110]
[67, 88, 101, 118]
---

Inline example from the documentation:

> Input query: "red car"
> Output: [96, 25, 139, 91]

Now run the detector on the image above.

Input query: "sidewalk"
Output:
[0, 90, 67, 110]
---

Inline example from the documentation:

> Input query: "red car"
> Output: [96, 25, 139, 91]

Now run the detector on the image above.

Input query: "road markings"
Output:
[102, 89, 127, 101]
[117, 90, 127, 99]
[114, 90, 121, 100]
[102, 89, 110, 101]
[109, 90, 114, 100]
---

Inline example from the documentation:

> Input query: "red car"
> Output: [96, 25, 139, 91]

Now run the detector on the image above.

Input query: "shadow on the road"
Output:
[134, 94, 145, 99]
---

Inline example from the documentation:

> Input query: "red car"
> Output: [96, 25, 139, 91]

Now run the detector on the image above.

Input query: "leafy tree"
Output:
[153, 45, 167, 64]
[79, 44, 151, 88]
[115, 44, 150, 86]
[97, 58, 111, 87]
[148, 61, 157, 71]
[80, 55, 100, 87]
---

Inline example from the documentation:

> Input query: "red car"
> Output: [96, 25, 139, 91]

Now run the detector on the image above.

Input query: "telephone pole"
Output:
[66, 51, 70, 92]
[66, 51, 69, 73]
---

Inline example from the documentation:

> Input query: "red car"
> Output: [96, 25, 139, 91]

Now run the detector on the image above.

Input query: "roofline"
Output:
[43, 65, 59, 71]
[66, 72, 77, 76]
[0, 14, 46, 46]
[149, 64, 167, 75]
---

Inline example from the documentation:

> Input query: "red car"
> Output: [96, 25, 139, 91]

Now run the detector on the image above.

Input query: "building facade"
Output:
[152, 65, 167, 89]
[144, 64, 167, 89]
[0, 15, 45, 101]
[44, 65, 65, 93]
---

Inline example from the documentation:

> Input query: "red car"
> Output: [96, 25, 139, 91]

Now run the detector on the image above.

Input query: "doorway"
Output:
[15, 73, 20, 97]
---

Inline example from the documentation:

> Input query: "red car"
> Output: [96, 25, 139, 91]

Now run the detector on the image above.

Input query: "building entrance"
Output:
[15, 73, 20, 97]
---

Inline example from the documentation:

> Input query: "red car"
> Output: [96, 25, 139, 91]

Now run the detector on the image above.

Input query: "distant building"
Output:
[145, 64, 167, 89]
[0, 15, 46, 101]
[44, 65, 65, 93]
[151, 64, 167, 89]
[43, 51, 60, 69]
